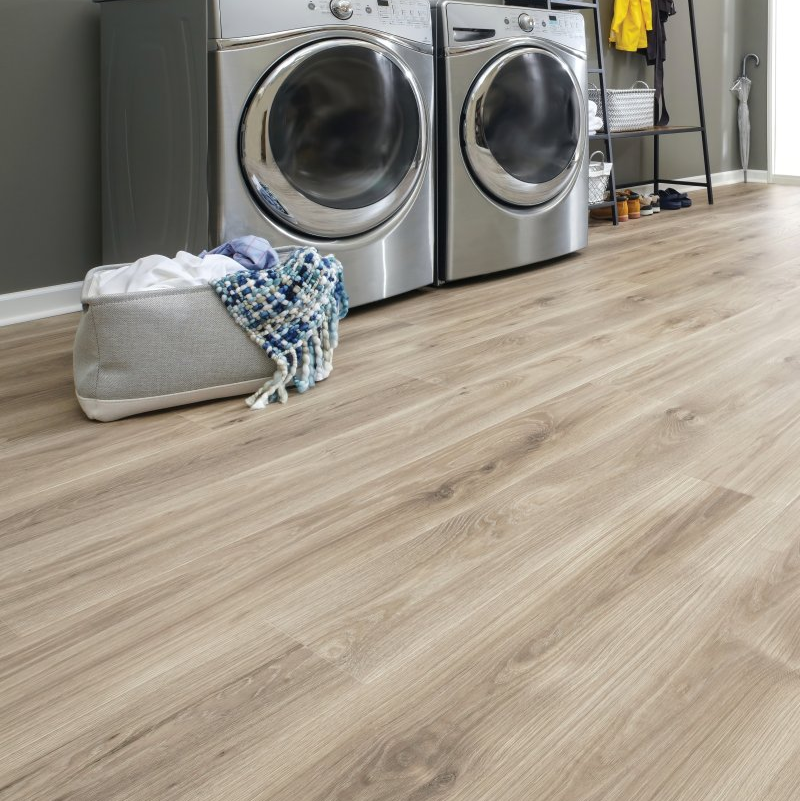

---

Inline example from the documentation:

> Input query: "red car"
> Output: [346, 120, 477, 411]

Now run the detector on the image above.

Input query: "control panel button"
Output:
[518, 13, 535, 33]
[330, 0, 354, 20]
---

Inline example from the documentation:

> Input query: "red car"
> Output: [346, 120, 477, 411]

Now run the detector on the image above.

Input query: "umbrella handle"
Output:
[742, 53, 760, 79]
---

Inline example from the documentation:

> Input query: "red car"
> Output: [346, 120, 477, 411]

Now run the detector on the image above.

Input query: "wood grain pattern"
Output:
[2, 183, 800, 800]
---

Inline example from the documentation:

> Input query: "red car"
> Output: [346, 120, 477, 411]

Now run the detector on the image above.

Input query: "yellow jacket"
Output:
[610, 0, 653, 52]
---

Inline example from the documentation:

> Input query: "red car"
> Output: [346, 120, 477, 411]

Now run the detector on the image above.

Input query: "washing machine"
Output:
[432, 1, 589, 282]
[96, 0, 435, 307]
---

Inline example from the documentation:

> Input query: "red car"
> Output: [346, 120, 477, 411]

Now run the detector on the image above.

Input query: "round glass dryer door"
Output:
[462, 47, 585, 207]
[240, 40, 427, 239]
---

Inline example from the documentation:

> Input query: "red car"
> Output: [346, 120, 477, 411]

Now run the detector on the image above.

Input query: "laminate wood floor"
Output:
[2, 183, 800, 800]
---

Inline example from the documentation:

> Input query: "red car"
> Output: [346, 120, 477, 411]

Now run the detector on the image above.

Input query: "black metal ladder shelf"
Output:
[531, 0, 714, 225]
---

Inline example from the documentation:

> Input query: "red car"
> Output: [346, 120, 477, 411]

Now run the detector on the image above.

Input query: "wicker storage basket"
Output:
[588, 151, 612, 205]
[589, 81, 655, 132]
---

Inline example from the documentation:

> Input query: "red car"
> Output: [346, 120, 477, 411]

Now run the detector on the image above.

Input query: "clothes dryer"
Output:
[97, 0, 435, 307]
[433, 1, 589, 281]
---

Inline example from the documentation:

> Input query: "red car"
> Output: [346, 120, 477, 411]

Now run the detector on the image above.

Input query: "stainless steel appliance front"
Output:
[239, 38, 428, 239]
[435, 1, 589, 282]
[212, 15, 435, 307]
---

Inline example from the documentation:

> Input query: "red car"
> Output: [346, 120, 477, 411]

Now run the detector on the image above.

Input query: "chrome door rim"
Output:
[462, 46, 586, 208]
[240, 39, 428, 239]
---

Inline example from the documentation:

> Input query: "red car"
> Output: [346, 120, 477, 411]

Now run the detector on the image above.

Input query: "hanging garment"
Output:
[609, 0, 653, 52]
[640, 0, 676, 126]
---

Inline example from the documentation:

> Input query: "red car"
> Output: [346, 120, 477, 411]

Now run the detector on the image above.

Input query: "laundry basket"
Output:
[589, 81, 655, 132]
[72, 249, 299, 422]
[588, 151, 613, 205]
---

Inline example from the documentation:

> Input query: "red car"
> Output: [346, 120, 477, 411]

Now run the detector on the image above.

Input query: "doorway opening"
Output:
[769, 0, 800, 181]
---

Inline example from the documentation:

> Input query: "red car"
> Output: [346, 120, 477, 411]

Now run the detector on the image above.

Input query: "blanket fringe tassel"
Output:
[246, 313, 337, 411]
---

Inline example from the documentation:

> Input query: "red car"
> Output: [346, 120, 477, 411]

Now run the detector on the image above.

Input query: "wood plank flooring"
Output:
[2, 183, 800, 800]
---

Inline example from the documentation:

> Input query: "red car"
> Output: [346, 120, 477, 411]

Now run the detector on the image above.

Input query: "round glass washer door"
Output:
[462, 47, 585, 207]
[240, 39, 427, 239]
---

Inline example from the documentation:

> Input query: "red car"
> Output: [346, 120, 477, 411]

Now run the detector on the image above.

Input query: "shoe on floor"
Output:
[662, 187, 693, 207]
[639, 195, 655, 216]
[590, 206, 612, 221]
[657, 189, 683, 210]
[621, 190, 641, 219]
[642, 194, 660, 213]
[590, 193, 628, 222]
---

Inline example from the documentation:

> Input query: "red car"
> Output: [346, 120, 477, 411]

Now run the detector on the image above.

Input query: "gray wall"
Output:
[657, 0, 741, 180]
[0, 0, 101, 294]
[739, 0, 768, 171]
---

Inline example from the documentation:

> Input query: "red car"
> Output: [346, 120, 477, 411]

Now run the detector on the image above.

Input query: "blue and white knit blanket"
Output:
[211, 245, 349, 410]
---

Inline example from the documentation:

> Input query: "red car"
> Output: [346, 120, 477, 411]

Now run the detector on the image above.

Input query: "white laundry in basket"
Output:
[84, 252, 240, 298]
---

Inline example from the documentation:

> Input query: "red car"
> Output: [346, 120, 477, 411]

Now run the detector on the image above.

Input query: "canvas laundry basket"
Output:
[72, 252, 298, 422]
[589, 81, 655, 132]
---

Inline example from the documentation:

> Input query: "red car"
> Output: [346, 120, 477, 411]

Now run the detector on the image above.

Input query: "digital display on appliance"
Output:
[378, 0, 389, 6]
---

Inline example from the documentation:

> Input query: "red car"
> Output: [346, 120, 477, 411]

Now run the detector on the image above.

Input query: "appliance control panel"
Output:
[444, 2, 586, 52]
[217, 0, 432, 46]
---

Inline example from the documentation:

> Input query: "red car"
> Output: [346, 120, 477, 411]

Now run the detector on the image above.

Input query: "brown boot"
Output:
[590, 193, 628, 223]
[615, 194, 629, 222]
[622, 190, 641, 219]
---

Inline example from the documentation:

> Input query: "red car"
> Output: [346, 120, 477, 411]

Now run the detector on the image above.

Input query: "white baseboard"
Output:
[769, 174, 800, 186]
[0, 282, 82, 328]
[625, 169, 768, 198]
[682, 169, 768, 189]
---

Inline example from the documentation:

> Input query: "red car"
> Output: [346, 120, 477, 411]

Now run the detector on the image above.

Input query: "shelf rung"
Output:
[659, 179, 709, 187]
[548, 1, 599, 8]
[610, 125, 704, 140]
[615, 180, 653, 189]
